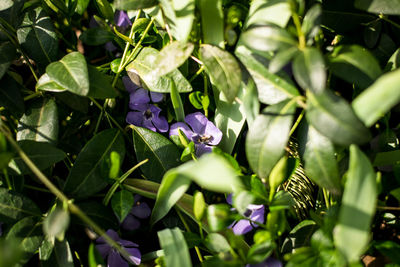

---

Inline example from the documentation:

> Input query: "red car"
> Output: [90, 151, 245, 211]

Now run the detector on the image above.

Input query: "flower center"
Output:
[144, 109, 153, 119]
[195, 134, 213, 144]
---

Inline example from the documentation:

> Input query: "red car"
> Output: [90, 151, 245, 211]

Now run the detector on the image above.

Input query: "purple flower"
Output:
[227, 194, 265, 235]
[169, 112, 222, 156]
[114, 11, 132, 28]
[96, 229, 141, 267]
[246, 258, 283, 267]
[123, 76, 168, 132]
[121, 195, 151, 231]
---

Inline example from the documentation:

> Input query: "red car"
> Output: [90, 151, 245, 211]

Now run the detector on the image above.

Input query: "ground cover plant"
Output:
[0, 0, 400, 266]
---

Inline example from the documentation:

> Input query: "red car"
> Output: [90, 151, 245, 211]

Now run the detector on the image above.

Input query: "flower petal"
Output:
[152, 115, 169, 133]
[121, 214, 141, 231]
[131, 202, 151, 219]
[97, 229, 120, 244]
[129, 89, 150, 108]
[226, 194, 233, 205]
[115, 10, 132, 28]
[96, 244, 111, 259]
[232, 219, 253, 235]
[250, 206, 265, 224]
[122, 76, 139, 94]
[150, 91, 164, 103]
[205, 121, 222, 145]
[119, 239, 139, 248]
[105, 42, 117, 52]
[142, 119, 157, 132]
[126, 111, 143, 127]
[125, 247, 141, 265]
[169, 122, 194, 140]
[108, 250, 129, 267]
[195, 143, 212, 157]
[185, 112, 208, 134]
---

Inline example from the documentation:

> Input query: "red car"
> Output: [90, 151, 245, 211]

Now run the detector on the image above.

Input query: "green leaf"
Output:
[76, 201, 118, 229]
[329, 45, 382, 89]
[199, 0, 224, 48]
[159, 0, 195, 42]
[41, 240, 74, 267]
[43, 206, 70, 241]
[126, 47, 192, 93]
[269, 47, 299, 74]
[151, 153, 242, 225]
[246, 99, 296, 179]
[87, 65, 118, 99]
[373, 150, 400, 166]
[79, 27, 114, 45]
[207, 204, 234, 232]
[153, 41, 194, 76]
[124, 178, 207, 230]
[94, 0, 114, 21]
[46, 52, 89, 96]
[355, 0, 400, 15]
[88, 242, 105, 267]
[75, 0, 90, 15]
[200, 44, 242, 103]
[334, 145, 377, 262]
[375, 241, 400, 264]
[306, 90, 371, 146]
[64, 129, 125, 198]
[235, 45, 300, 105]
[298, 122, 341, 195]
[247, 240, 275, 264]
[281, 220, 317, 254]
[132, 126, 180, 182]
[111, 190, 134, 223]
[293, 47, 326, 93]
[193, 191, 206, 221]
[352, 68, 400, 127]
[0, 188, 41, 224]
[36, 74, 66, 92]
[302, 4, 322, 38]
[16, 7, 58, 68]
[0, 41, 16, 80]
[158, 228, 192, 267]
[6, 217, 43, 265]
[16, 98, 58, 145]
[0, 74, 25, 115]
[205, 233, 231, 253]
[385, 48, 400, 72]
[241, 25, 296, 53]
[8, 140, 66, 175]
[114, 0, 158, 10]
[245, 0, 291, 28]
[364, 20, 382, 49]
[170, 78, 185, 122]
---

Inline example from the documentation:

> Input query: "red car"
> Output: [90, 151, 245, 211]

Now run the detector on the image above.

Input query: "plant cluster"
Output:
[0, 0, 400, 266]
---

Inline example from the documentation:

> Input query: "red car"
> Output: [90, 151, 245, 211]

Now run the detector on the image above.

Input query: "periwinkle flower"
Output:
[246, 257, 283, 267]
[96, 229, 141, 267]
[227, 194, 265, 235]
[114, 10, 132, 28]
[121, 195, 151, 231]
[123, 76, 168, 132]
[169, 112, 222, 156]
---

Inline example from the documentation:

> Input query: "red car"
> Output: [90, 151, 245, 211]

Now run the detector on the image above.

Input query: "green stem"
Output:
[322, 188, 330, 209]
[2, 168, 12, 190]
[24, 184, 51, 193]
[291, 12, 306, 50]
[176, 209, 203, 262]
[188, 65, 205, 83]
[0, 123, 134, 263]
[89, 97, 126, 134]
[24, 92, 42, 102]
[379, 14, 400, 29]
[289, 109, 305, 136]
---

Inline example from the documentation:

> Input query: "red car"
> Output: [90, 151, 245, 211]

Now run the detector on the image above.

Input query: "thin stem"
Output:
[176, 209, 203, 262]
[289, 109, 305, 136]
[89, 97, 126, 134]
[0, 123, 133, 263]
[379, 14, 400, 29]
[188, 65, 205, 83]
[377, 206, 400, 211]
[24, 184, 51, 193]
[3, 168, 12, 190]
[291, 11, 306, 50]
[24, 92, 42, 102]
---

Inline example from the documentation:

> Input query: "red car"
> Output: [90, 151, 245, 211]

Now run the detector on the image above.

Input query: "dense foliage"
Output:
[0, 0, 400, 266]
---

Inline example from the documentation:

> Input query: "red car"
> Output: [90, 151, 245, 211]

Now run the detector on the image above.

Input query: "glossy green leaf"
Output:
[269, 47, 299, 74]
[306, 90, 371, 146]
[88, 242, 105, 267]
[153, 41, 194, 76]
[293, 47, 326, 93]
[246, 99, 296, 179]
[43, 206, 70, 241]
[199, 0, 224, 48]
[170, 78, 185, 121]
[64, 128, 125, 198]
[111, 190, 134, 223]
[247, 240, 275, 264]
[8, 140, 66, 175]
[245, 0, 291, 28]
[6, 217, 43, 266]
[151, 153, 242, 224]
[132, 126, 180, 182]
[207, 204, 234, 232]
[0, 74, 25, 115]
[298, 122, 341, 195]
[205, 233, 231, 253]
[334, 145, 377, 262]
[41, 240, 74, 267]
[79, 27, 114, 45]
[87, 65, 118, 99]
[0, 187, 41, 224]
[329, 45, 382, 89]
[302, 4, 322, 38]
[127, 47, 192, 93]
[385, 48, 400, 72]
[0, 0, 13, 11]
[0, 41, 16, 80]
[114, 0, 158, 10]
[75, 0, 90, 15]
[16, 7, 58, 68]
[352, 68, 400, 127]
[17, 98, 59, 145]
[200, 44, 242, 103]
[36, 74, 66, 92]
[281, 220, 317, 254]
[94, 0, 114, 21]
[158, 228, 192, 267]
[236, 45, 300, 105]
[46, 52, 89, 96]
[242, 25, 296, 53]
[159, 0, 195, 42]
[355, 0, 400, 15]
